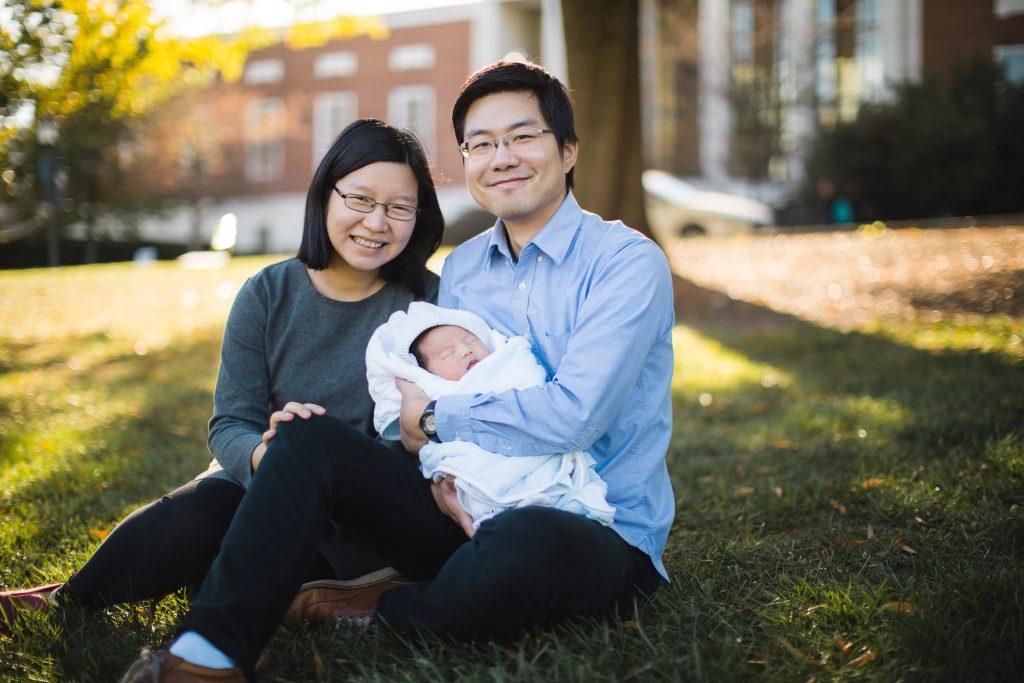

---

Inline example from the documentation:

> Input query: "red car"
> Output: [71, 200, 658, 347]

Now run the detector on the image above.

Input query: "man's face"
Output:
[460, 91, 577, 236]
[416, 325, 491, 381]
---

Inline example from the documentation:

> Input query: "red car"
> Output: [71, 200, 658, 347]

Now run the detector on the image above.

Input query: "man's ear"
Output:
[561, 139, 578, 174]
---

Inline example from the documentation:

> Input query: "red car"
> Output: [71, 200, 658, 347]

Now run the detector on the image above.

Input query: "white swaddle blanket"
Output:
[366, 302, 615, 530]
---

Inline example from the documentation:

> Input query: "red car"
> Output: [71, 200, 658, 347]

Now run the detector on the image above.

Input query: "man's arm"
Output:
[435, 238, 674, 456]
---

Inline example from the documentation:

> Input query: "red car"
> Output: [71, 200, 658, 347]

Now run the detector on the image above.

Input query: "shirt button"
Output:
[538, 255, 544, 262]
[518, 282, 526, 291]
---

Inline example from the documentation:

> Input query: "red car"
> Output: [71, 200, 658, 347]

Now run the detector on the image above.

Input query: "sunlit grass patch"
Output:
[1, 255, 1022, 680]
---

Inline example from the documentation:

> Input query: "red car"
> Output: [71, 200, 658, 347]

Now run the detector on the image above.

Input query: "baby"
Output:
[410, 324, 491, 381]
[365, 302, 614, 532]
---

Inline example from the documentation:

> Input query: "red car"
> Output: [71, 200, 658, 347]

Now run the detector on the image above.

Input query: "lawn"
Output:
[1, 231, 1023, 682]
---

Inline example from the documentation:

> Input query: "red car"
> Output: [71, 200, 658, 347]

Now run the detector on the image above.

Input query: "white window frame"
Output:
[388, 85, 436, 159]
[312, 92, 358, 168]
[388, 44, 437, 71]
[245, 98, 285, 182]
[314, 51, 358, 79]
[995, 0, 1024, 19]
[243, 59, 285, 85]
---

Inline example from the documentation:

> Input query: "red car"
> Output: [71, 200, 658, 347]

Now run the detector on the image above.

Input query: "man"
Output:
[120, 60, 675, 683]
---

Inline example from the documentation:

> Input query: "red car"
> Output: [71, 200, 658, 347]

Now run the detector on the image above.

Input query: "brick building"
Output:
[645, 0, 1024, 208]
[139, 0, 561, 253]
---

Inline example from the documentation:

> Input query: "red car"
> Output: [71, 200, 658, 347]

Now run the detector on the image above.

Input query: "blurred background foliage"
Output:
[0, 0, 380, 263]
[804, 57, 1024, 221]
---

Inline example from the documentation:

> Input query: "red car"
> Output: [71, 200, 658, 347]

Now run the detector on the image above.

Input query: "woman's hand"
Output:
[252, 402, 326, 472]
[431, 475, 475, 538]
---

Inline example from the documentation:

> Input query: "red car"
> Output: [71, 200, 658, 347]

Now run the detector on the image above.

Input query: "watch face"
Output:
[423, 413, 437, 433]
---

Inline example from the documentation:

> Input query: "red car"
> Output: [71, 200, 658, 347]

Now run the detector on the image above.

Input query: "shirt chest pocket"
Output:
[538, 330, 572, 377]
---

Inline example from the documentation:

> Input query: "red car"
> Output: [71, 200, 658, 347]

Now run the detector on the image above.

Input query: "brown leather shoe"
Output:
[0, 582, 61, 632]
[284, 569, 411, 628]
[119, 648, 246, 682]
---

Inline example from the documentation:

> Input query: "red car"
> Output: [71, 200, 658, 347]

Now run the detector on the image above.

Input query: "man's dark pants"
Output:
[183, 415, 663, 677]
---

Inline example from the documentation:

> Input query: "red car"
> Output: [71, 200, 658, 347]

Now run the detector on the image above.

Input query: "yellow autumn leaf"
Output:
[829, 499, 848, 515]
[848, 649, 877, 667]
[862, 477, 885, 489]
[882, 601, 917, 614]
[734, 486, 756, 498]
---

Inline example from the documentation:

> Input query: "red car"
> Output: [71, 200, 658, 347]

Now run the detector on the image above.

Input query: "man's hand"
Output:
[431, 475, 475, 538]
[396, 378, 431, 455]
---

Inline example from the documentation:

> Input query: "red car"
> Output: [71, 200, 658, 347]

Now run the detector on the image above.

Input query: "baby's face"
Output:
[416, 325, 491, 380]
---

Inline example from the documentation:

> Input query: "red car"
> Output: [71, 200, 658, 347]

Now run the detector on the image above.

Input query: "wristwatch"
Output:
[419, 400, 441, 443]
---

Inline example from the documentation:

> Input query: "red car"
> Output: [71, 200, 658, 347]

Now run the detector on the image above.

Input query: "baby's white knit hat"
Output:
[389, 301, 495, 366]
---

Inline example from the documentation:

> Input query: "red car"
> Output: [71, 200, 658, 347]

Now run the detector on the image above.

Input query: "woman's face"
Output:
[326, 161, 419, 274]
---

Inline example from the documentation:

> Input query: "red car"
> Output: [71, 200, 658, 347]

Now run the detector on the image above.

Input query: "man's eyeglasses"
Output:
[459, 128, 553, 159]
[334, 189, 419, 221]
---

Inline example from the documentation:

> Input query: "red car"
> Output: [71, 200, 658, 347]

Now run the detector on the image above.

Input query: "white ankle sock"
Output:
[169, 630, 236, 669]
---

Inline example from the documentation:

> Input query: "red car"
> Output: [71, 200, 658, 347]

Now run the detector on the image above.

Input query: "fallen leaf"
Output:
[862, 477, 885, 489]
[313, 651, 324, 682]
[89, 529, 109, 540]
[867, 524, 875, 539]
[835, 636, 852, 657]
[848, 649, 877, 667]
[833, 540, 866, 548]
[734, 486, 756, 498]
[804, 604, 826, 616]
[882, 601, 917, 614]
[899, 544, 919, 556]
[774, 486, 784, 499]
[698, 475, 714, 485]
[830, 499, 848, 515]
[736, 464, 748, 480]
[775, 635, 818, 669]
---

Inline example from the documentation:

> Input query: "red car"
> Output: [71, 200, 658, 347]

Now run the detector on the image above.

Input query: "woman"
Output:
[0, 119, 444, 627]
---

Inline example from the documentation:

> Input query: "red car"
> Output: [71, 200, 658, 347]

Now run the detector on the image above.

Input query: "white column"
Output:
[471, 0, 504, 70]
[698, 0, 731, 182]
[540, 0, 568, 83]
[781, 0, 817, 187]
[881, 0, 923, 89]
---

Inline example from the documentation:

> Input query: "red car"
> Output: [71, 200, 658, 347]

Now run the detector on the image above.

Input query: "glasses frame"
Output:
[333, 188, 419, 221]
[459, 128, 554, 159]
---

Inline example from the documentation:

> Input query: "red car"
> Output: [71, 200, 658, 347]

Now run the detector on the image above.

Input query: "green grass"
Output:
[2, 257, 1022, 681]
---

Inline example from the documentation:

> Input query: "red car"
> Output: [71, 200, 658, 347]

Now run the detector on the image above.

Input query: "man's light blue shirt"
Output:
[436, 193, 675, 580]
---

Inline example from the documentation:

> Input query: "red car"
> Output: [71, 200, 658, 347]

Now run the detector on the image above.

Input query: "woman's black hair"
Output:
[297, 118, 444, 298]
[451, 60, 578, 190]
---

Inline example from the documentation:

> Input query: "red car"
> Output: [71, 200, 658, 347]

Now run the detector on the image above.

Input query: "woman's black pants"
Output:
[182, 415, 663, 676]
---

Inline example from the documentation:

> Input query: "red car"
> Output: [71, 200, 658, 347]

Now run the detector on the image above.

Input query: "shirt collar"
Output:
[483, 192, 583, 269]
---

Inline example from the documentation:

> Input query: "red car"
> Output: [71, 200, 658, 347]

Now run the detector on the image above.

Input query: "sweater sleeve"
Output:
[207, 277, 271, 486]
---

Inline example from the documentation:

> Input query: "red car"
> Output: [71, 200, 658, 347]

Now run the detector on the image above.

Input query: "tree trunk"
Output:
[561, 0, 650, 237]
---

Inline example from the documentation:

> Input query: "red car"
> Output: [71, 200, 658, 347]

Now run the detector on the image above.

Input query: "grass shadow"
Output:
[666, 275, 1024, 679]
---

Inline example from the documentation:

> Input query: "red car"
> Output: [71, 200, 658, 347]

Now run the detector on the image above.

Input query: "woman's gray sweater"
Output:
[203, 258, 437, 487]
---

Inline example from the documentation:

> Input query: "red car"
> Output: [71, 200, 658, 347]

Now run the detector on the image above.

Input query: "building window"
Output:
[313, 92, 357, 167]
[243, 59, 284, 85]
[245, 98, 285, 182]
[389, 44, 437, 71]
[815, 0, 881, 126]
[995, 0, 1024, 19]
[995, 45, 1024, 84]
[388, 85, 436, 158]
[314, 51, 358, 79]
